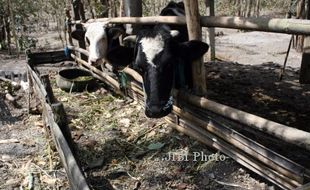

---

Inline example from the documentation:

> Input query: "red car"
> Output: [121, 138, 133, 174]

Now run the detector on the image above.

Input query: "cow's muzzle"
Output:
[145, 96, 173, 118]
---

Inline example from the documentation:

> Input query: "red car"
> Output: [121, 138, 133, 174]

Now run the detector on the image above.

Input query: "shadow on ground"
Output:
[205, 61, 310, 132]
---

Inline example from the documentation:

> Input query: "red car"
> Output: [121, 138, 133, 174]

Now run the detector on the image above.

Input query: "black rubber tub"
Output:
[56, 68, 96, 92]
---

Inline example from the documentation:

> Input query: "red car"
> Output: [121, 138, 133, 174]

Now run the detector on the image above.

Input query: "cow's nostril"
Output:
[145, 105, 172, 118]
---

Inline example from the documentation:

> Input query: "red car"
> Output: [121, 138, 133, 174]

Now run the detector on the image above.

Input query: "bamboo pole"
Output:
[173, 106, 306, 183]
[173, 90, 310, 151]
[165, 115, 300, 190]
[70, 16, 310, 35]
[71, 16, 186, 25]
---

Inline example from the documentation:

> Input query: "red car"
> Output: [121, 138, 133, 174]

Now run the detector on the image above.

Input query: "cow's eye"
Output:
[85, 37, 90, 45]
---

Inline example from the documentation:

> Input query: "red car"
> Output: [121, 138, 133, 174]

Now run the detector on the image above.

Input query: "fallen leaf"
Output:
[147, 142, 165, 150]
[34, 121, 44, 128]
[41, 175, 57, 185]
[119, 118, 131, 127]
[84, 139, 97, 148]
[175, 183, 188, 190]
[146, 130, 156, 138]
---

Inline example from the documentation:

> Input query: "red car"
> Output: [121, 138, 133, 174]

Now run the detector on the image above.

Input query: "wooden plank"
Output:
[27, 64, 90, 190]
[184, 0, 206, 95]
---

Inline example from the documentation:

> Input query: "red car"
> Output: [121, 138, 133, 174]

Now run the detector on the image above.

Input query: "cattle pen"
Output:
[25, 1, 310, 190]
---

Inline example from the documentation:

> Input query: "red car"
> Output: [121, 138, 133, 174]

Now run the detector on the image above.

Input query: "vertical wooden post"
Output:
[300, 0, 310, 84]
[184, 0, 207, 95]
[205, 0, 215, 61]
[71, 0, 87, 61]
[124, 0, 142, 34]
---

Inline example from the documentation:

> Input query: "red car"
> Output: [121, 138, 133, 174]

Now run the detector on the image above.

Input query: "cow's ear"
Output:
[107, 46, 134, 67]
[179, 40, 209, 61]
[71, 29, 86, 41]
[108, 26, 125, 40]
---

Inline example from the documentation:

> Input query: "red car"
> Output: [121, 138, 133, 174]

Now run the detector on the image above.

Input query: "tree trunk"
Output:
[124, 0, 142, 34]
[7, 0, 19, 56]
[100, 0, 109, 17]
[119, 0, 125, 17]
[299, 0, 310, 84]
[72, 0, 87, 61]
[287, 0, 295, 18]
[0, 16, 5, 48]
[237, 0, 241, 16]
[205, 0, 215, 61]
[293, 0, 305, 52]
[254, 0, 260, 17]
[86, 0, 95, 19]
[246, 0, 253, 17]
[4, 17, 11, 54]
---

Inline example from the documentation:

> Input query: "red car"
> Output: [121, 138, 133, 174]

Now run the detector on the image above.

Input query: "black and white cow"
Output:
[71, 22, 133, 67]
[108, 1, 209, 118]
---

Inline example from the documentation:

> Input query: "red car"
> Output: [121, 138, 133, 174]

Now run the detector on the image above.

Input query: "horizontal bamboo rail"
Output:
[173, 90, 310, 151]
[70, 16, 310, 35]
[165, 115, 299, 190]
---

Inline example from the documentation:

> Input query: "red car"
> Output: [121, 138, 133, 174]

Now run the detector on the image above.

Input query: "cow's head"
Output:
[108, 25, 209, 118]
[71, 22, 124, 65]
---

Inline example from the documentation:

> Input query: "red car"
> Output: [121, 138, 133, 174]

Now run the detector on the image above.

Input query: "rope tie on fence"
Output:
[64, 47, 70, 58]
[118, 71, 128, 95]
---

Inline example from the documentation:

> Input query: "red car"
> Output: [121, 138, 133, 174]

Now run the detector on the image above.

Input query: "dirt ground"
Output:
[51, 76, 272, 190]
[215, 28, 302, 68]
[0, 79, 68, 189]
[1, 27, 309, 190]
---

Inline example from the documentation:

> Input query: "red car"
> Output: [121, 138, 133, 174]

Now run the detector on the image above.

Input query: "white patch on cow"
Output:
[170, 30, 179, 37]
[140, 35, 164, 68]
[85, 22, 108, 63]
